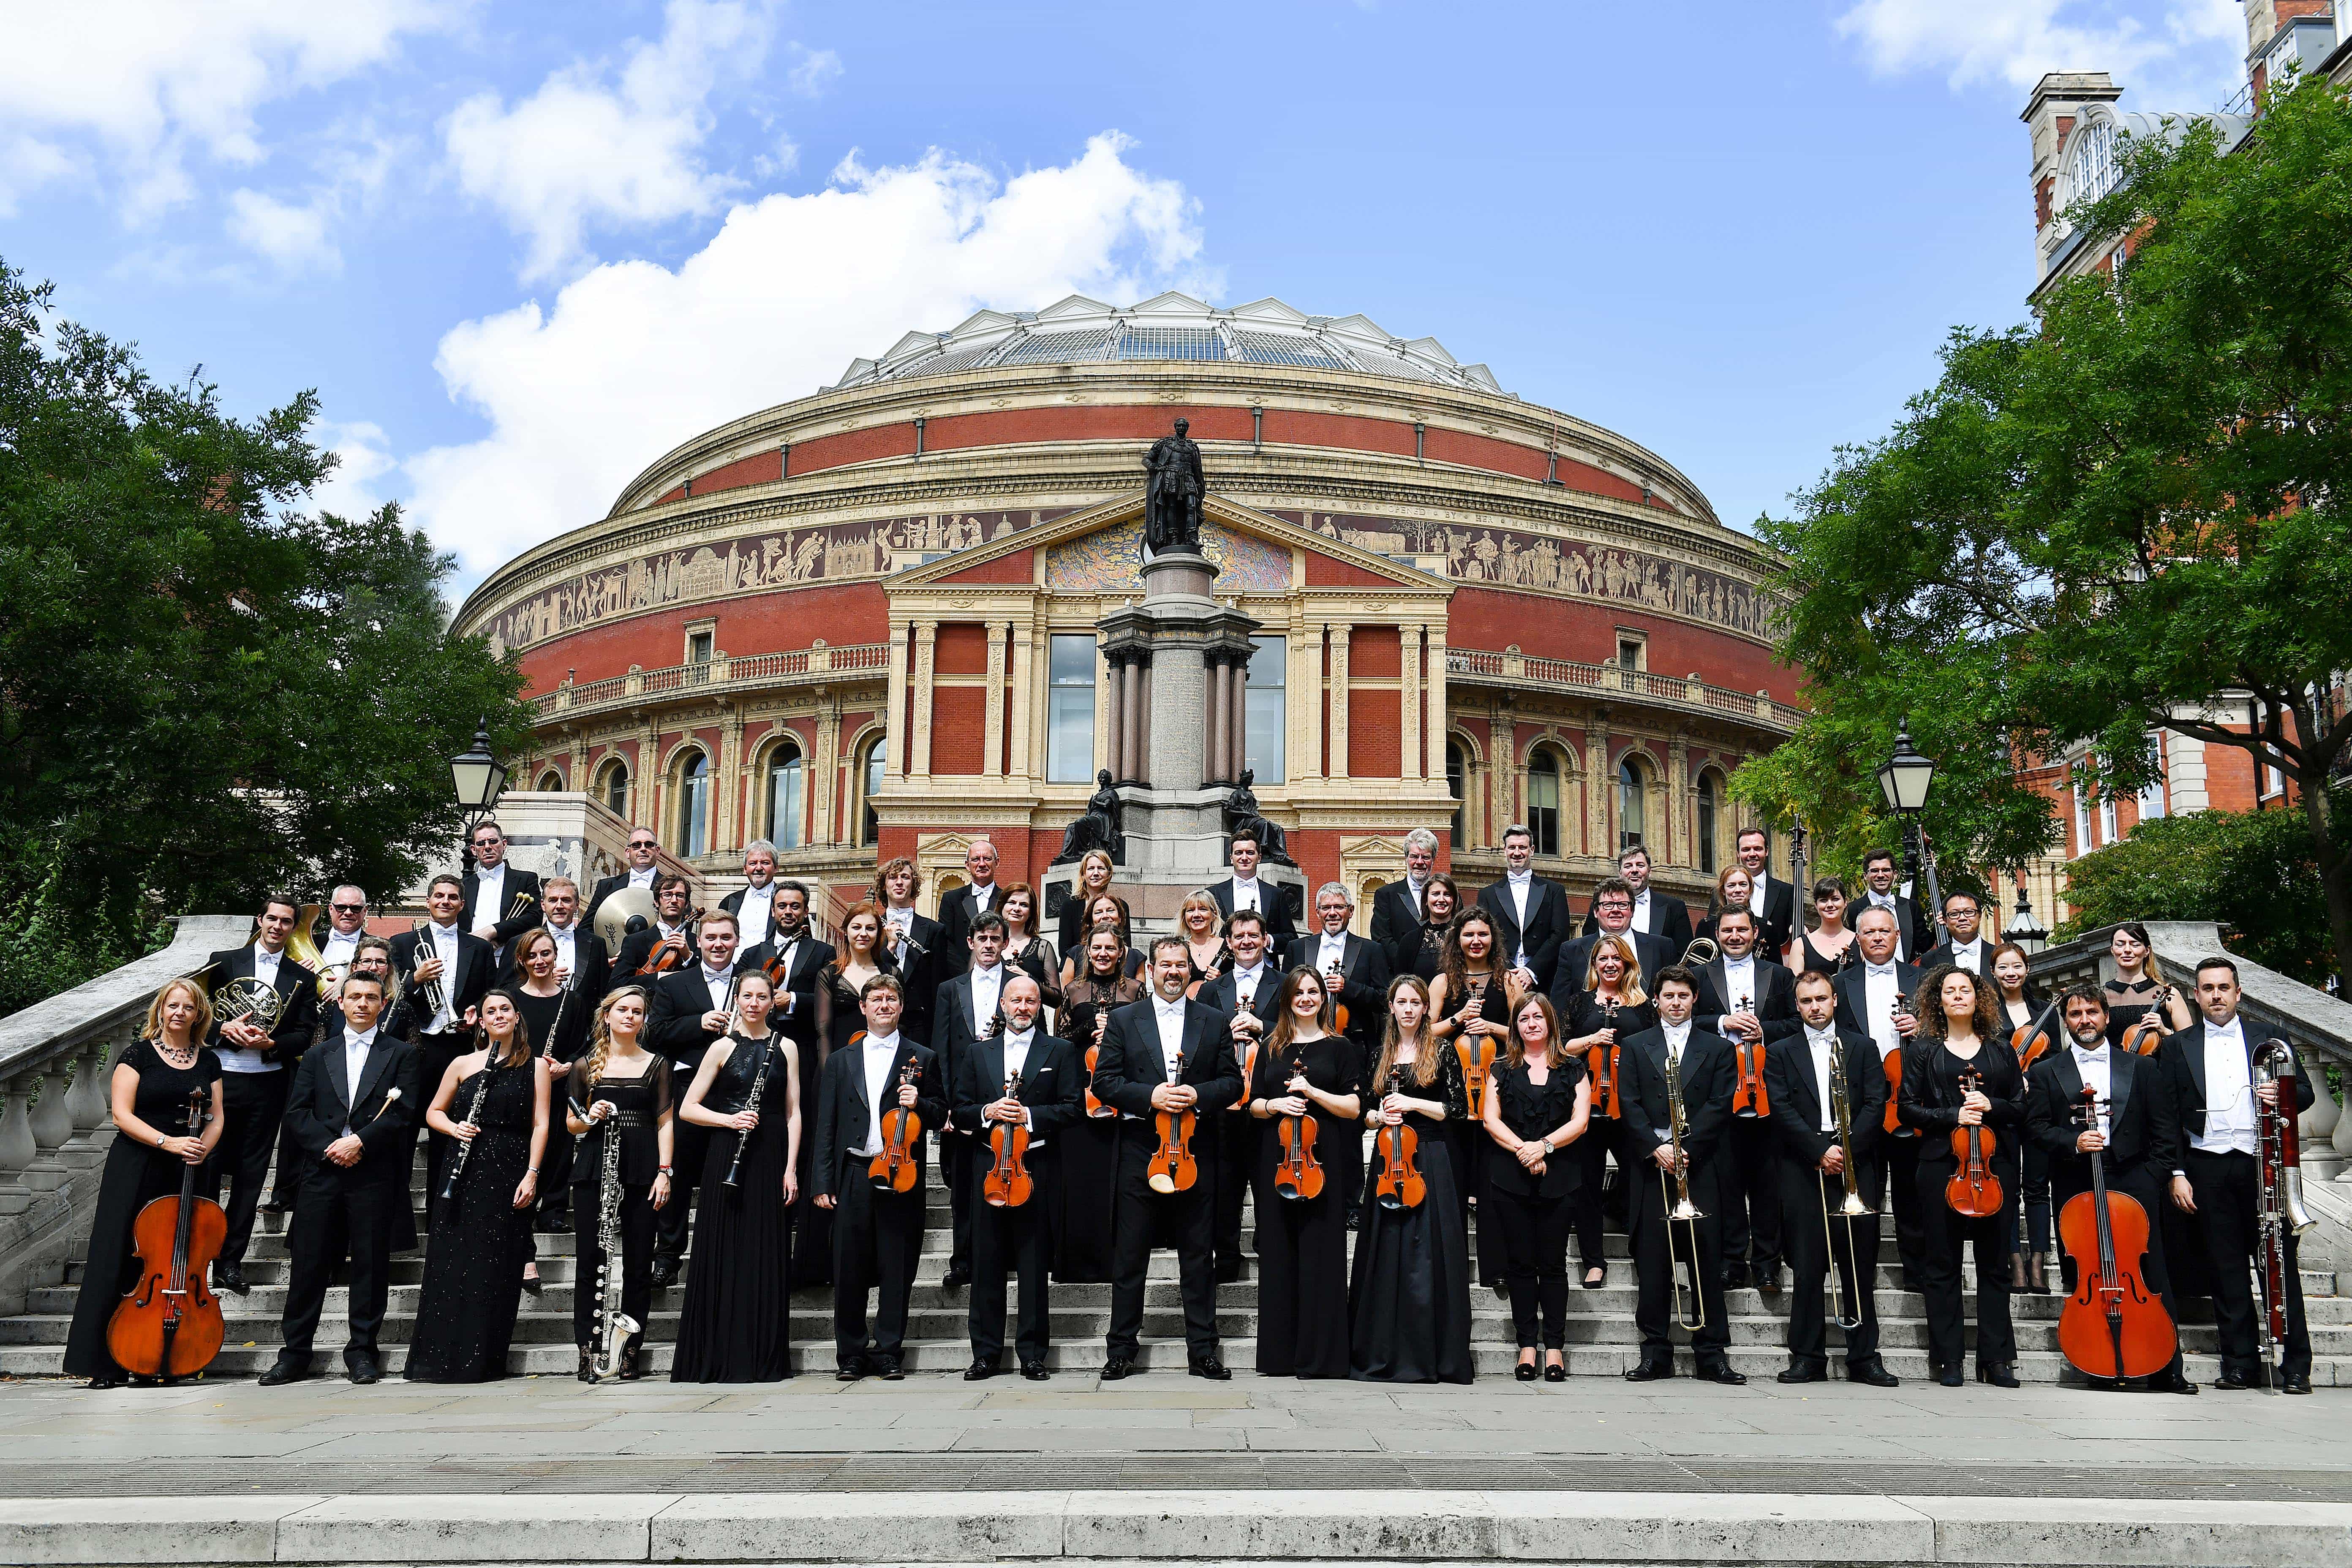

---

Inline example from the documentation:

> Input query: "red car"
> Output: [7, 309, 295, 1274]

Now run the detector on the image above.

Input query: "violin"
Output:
[1272, 1044, 1324, 1202]
[648, 926, 695, 977]
[1372, 1065, 1425, 1211]
[867, 1048, 923, 1193]
[1229, 990, 1262, 1112]
[2011, 999, 2061, 1072]
[1589, 996, 1623, 1120]
[1454, 972, 1502, 1121]
[2118, 978, 2177, 1057]
[106, 1087, 226, 1382]
[1146, 1045, 1199, 1194]
[1323, 960, 1350, 1036]
[2057, 1084, 2177, 1379]
[1729, 997, 1770, 1119]
[982, 1068, 1033, 1209]
[1945, 1066, 2005, 1218]
[1083, 1006, 1113, 1118]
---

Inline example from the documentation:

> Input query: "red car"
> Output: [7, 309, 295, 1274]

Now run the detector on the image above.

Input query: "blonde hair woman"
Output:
[562, 987, 673, 1380]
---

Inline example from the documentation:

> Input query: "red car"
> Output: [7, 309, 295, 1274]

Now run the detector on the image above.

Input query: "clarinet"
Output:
[439, 1057, 498, 1201]
[721, 1032, 779, 1190]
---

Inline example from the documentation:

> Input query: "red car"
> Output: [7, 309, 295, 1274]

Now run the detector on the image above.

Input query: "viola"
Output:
[106, 1087, 226, 1382]
[1730, 1003, 1770, 1119]
[867, 1047, 924, 1193]
[2118, 981, 2176, 1057]
[1083, 1019, 1112, 1119]
[2057, 1084, 2177, 1379]
[1272, 1045, 1324, 1202]
[1882, 1045, 1908, 1138]
[1945, 1066, 2005, 1218]
[2011, 999, 2060, 1072]
[1372, 1065, 1424, 1211]
[1589, 997, 1623, 1120]
[983, 1069, 1033, 1209]
[1323, 961, 1350, 1037]
[1147, 1045, 1199, 1194]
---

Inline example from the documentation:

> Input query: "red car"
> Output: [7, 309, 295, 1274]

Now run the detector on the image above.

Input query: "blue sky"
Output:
[0, 1, 2251, 590]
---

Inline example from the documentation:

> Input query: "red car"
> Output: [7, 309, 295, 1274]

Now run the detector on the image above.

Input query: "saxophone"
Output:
[583, 1092, 638, 1382]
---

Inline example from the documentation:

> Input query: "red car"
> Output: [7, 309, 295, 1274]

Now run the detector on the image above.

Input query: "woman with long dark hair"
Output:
[1482, 992, 1590, 1381]
[564, 987, 673, 1380]
[1055, 848, 1121, 956]
[512, 927, 590, 1275]
[1407, 875, 1460, 981]
[1060, 893, 1143, 986]
[407, 989, 550, 1382]
[1348, 975, 1473, 1383]
[1430, 908, 1518, 1292]
[998, 883, 1062, 1015]
[1989, 941, 2052, 1294]
[1053, 922, 1141, 1283]
[1561, 934, 1656, 1288]
[1247, 967, 1361, 1378]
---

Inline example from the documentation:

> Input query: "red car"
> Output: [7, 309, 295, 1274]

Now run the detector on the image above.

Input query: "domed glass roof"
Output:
[828, 291, 1510, 396]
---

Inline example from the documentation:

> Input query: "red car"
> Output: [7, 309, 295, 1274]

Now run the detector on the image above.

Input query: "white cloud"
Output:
[306, 420, 400, 522]
[404, 131, 1213, 579]
[227, 189, 340, 272]
[1836, 0, 2242, 100]
[787, 46, 843, 98]
[443, 0, 778, 281]
[0, 0, 447, 218]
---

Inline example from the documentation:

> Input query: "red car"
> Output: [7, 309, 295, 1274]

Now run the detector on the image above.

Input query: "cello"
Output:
[867, 1046, 923, 1193]
[1372, 1065, 1425, 1211]
[1146, 1045, 1199, 1194]
[2056, 1084, 2176, 1380]
[982, 1069, 1033, 1209]
[106, 1087, 226, 1382]
[1272, 1043, 1324, 1202]
[1945, 1066, 2004, 1218]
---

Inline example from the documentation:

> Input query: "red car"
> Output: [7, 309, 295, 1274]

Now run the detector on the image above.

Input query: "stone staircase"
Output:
[7, 1136, 2348, 1383]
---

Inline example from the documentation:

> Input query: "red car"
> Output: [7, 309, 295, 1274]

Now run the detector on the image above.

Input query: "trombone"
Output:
[1821, 1044, 1876, 1334]
[1661, 1045, 1707, 1333]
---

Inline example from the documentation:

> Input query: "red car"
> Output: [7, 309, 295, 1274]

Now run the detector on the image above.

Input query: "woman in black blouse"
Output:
[564, 986, 674, 1380]
[1247, 967, 1362, 1378]
[512, 928, 589, 1270]
[1348, 975, 1473, 1383]
[1989, 941, 2052, 1294]
[1793, 877, 1859, 975]
[2104, 923, 2192, 1047]
[1405, 875, 1460, 981]
[1897, 964, 2025, 1388]
[1054, 848, 1121, 957]
[998, 883, 1063, 1015]
[1059, 893, 1144, 989]
[63, 978, 226, 1388]
[1053, 923, 1141, 1283]
[1482, 992, 1591, 1380]
[1561, 935, 1656, 1288]
[1431, 908, 1519, 1294]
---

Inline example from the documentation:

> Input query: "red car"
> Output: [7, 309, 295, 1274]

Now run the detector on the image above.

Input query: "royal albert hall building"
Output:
[452, 293, 1806, 927]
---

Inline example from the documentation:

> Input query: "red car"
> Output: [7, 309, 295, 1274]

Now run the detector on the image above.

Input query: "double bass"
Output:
[867, 1047, 923, 1193]
[1272, 1043, 1324, 1202]
[982, 1069, 1033, 1209]
[1371, 1065, 1425, 1211]
[106, 1088, 226, 1382]
[2055, 1085, 2176, 1380]
[1945, 1066, 2004, 1218]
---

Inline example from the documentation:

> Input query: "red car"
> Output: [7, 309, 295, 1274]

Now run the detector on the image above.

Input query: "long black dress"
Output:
[406, 1062, 537, 1381]
[62, 1041, 222, 1380]
[1563, 990, 1658, 1271]
[1437, 970, 1511, 1288]
[1251, 1033, 1358, 1378]
[673, 1033, 795, 1381]
[568, 1057, 671, 1356]
[514, 989, 589, 1208]
[1348, 1045, 1474, 1383]
[1054, 974, 1140, 1282]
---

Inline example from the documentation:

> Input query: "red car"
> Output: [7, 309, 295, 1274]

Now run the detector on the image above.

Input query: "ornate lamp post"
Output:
[1877, 719, 1937, 939]
[450, 719, 509, 874]
[2004, 873, 2049, 956]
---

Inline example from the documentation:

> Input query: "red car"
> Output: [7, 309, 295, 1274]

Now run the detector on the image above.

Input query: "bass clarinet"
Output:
[574, 1093, 639, 1382]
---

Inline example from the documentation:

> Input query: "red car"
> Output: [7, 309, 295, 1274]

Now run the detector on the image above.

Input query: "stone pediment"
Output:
[897, 492, 1451, 597]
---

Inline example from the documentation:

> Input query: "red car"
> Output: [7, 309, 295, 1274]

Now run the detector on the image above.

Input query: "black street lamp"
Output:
[2005, 872, 2050, 955]
[450, 719, 508, 873]
[1878, 719, 1938, 940]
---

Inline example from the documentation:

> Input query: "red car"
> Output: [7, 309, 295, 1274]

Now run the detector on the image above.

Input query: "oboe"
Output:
[721, 1031, 779, 1190]
[439, 1057, 498, 1201]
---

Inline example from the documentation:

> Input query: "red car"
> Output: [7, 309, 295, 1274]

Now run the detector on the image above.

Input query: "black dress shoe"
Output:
[346, 1353, 382, 1386]
[1778, 1364, 1828, 1385]
[2213, 1370, 2256, 1390]
[941, 1265, 971, 1290]
[1720, 1263, 1750, 1290]
[214, 1263, 248, 1296]
[257, 1198, 287, 1216]
[2284, 1371, 2313, 1395]
[2145, 1370, 2200, 1395]
[1694, 1361, 1747, 1386]
[84, 1375, 123, 1391]
[1020, 1361, 1049, 1380]
[836, 1360, 867, 1382]
[1189, 1355, 1232, 1380]
[1754, 1260, 1783, 1294]
[1976, 1363, 2019, 1389]
[1624, 1358, 1673, 1382]
[650, 1256, 681, 1288]
[964, 1360, 999, 1380]
[1581, 1266, 1608, 1290]
[876, 1355, 904, 1380]
[1214, 1258, 1243, 1284]
[258, 1354, 313, 1387]
[1849, 1361, 1901, 1388]
[536, 1209, 570, 1234]
[1100, 1356, 1137, 1380]
[1937, 1366, 1964, 1388]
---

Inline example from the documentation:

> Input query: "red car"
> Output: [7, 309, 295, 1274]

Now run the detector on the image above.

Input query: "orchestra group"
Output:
[63, 820, 2320, 1397]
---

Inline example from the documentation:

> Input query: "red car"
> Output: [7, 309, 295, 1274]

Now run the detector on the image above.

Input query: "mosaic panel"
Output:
[1043, 519, 1293, 594]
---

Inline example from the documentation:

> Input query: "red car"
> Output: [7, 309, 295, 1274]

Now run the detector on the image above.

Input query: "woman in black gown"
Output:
[1483, 993, 1591, 1380]
[1348, 975, 1473, 1383]
[64, 978, 225, 1388]
[1054, 849, 1120, 956]
[1247, 967, 1361, 1378]
[1561, 935, 1656, 1288]
[2103, 923, 2193, 1047]
[1793, 878, 1858, 975]
[673, 971, 801, 1381]
[512, 929, 590, 1280]
[1429, 909, 1519, 1292]
[1405, 876, 1459, 981]
[565, 987, 674, 1380]
[408, 989, 552, 1382]
[1053, 922, 1139, 1283]
[998, 884, 1063, 1016]
[1989, 941, 2053, 1294]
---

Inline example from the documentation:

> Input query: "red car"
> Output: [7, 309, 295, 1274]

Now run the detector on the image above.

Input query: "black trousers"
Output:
[830, 1171, 923, 1365]
[1109, 1131, 1219, 1360]
[1718, 1115, 1783, 1269]
[941, 1130, 976, 1274]
[414, 1031, 470, 1213]
[279, 1171, 400, 1364]
[1571, 1119, 1617, 1270]
[1915, 1158, 2017, 1371]
[2183, 1148, 2311, 1378]
[2049, 1160, 2184, 1381]
[1629, 1154, 1729, 1359]
[212, 1071, 290, 1268]
[571, 1181, 655, 1348]
[1864, 1134, 1927, 1281]
[969, 1148, 1057, 1365]
[1488, 1186, 1573, 1348]
[267, 1115, 304, 1208]
[1212, 1109, 1257, 1273]
[1780, 1160, 1882, 1370]
[654, 1122, 710, 1264]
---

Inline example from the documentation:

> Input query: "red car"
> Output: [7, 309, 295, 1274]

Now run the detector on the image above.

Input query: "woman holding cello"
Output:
[1563, 936, 1656, 1289]
[1347, 976, 1474, 1384]
[1246, 967, 1360, 1378]
[1897, 965, 2026, 1388]
[64, 978, 226, 1389]
[1481, 993, 1591, 1381]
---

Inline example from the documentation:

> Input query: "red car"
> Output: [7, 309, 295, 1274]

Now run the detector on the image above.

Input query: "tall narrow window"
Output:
[678, 752, 710, 859]
[2099, 796, 2118, 845]
[538, 769, 563, 793]
[2072, 785, 2093, 854]
[768, 744, 804, 849]
[687, 629, 714, 664]
[1046, 635, 1096, 784]
[1528, 751, 1561, 857]
[861, 737, 886, 846]
[1617, 758, 1647, 851]
[1446, 740, 1467, 850]
[1694, 772, 1718, 875]
[601, 763, 629, 818]
[1246, 636, 1287, 784]
[2137, 731, 2168, 821]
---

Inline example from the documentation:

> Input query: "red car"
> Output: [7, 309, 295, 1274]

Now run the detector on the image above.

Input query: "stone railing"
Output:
[532, 641, 890, 721]
[1445, 647, 1807, 731]
[0, 915, 251, 1314]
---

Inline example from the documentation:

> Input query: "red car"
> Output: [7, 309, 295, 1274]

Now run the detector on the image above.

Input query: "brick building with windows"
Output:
[450, 293, 1802, 929]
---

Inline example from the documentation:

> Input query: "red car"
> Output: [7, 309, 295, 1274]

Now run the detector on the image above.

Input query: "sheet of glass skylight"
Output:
[1231, 331, 1350, 370]
[1117, 328, 1226, 361]
[1345, 348, 1442, 383]
[995, 329, 1116, 366]
[898, 343, 996, 376]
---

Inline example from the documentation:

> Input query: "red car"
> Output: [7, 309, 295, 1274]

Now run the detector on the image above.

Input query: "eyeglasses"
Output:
[472, 838, 502, 849]
[330, 903, 365, 914]
[629, 840, 657, 850]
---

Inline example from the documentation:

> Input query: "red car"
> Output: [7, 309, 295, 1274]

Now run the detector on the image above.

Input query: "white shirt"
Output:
[1863, 962, 1902, 1057]
[969, 963, 1004, 1035]
[474, 865, 507, 929]
[426, 921, 462, 1034]
[767, 933, 802, 1014]
[2071, 1042, 2114, 1141]
[1867, 891, 1908, 960]
[1805, 1025, 1838, 1133]
[1001, 1027, 1039, 1141]
[858, 1031, 902, 1156]
[1230, 877, 1263, 913]
[969, 882, 997, 914]
[1721, 954, 1756, 1015]
[736, 881, 775, 949]
[1406, 875, 1427, 916]
[628, 865, 658, 890]
[252, 944, 282, 991]
[320, 929, 363, 971]
[1946, 939, 1983, 975]
[1152, 996, 1189, 1093]
[1230, 963, 1268, 1014]
[1316, 931, 1348, 975]
[1663, 1019, 1691, 1065]
[545, 921, 577, 979]
[1748, 872, 1769, 921]
[1630, 888, 1652, 934]
[2192, 1016, 2257, 1157]
[699, 965, 733, 1016]
[222, 944, 286, 1072]
[339, 1026, 379, 1138]
[1506, 870, 1533, 965]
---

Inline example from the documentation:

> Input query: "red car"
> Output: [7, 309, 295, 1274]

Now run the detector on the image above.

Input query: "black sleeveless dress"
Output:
[1348, 1044, 1474, 1383]
[1054, 974, 1140, 1282]
[1437, 970, 1511, 1287]
[407, 1063, 538, 1381]
[673, 1034, 795, 1381]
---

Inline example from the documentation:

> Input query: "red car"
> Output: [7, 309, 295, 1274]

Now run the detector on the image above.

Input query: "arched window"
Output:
[1446, 741, 1468, 850]
[597, 761, 629, 818]
[676, 751, 710, 859]
[1617, 757, 1648, 853]
[1528, 750, 1561, 858]
[768, 743, 804, 849]
[860, 736, 887, 847]
[1694, 771, 1720, 875]
[537, 769, 563, 793]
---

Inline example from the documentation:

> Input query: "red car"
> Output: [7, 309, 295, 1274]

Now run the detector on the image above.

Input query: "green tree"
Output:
[0, 258, 531, 1014]
[2055, 806, 2337, 986]
[1736, 75, 2352, 986]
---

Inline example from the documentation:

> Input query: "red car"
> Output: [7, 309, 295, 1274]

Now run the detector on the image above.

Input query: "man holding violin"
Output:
[1197, 910, 1277, 1283]
[1834, 906, 1925, 1286]
[1693, 907, 1796, 1293]
[932, 912, 1013, 1290]
[951, 973, 1080, 1380]
[610, 874, 695, 985]
[646, 910, 749, 1286]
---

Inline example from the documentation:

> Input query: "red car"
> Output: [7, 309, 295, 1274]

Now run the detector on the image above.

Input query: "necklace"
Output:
[155, 1036, 196, 1068]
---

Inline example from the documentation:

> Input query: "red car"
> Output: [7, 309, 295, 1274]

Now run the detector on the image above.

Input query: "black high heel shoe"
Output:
[1544, 1355, 1567, 1383]
[1515, 1354, 1538, 1382]
[1977, 1363, 2019, 1389]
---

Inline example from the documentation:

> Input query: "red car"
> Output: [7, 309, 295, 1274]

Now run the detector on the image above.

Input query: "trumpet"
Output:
[1661, 1044, 1707, 1333]
[1821, 1043, 1875, 1334]
[408, 918, 451, 1022]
